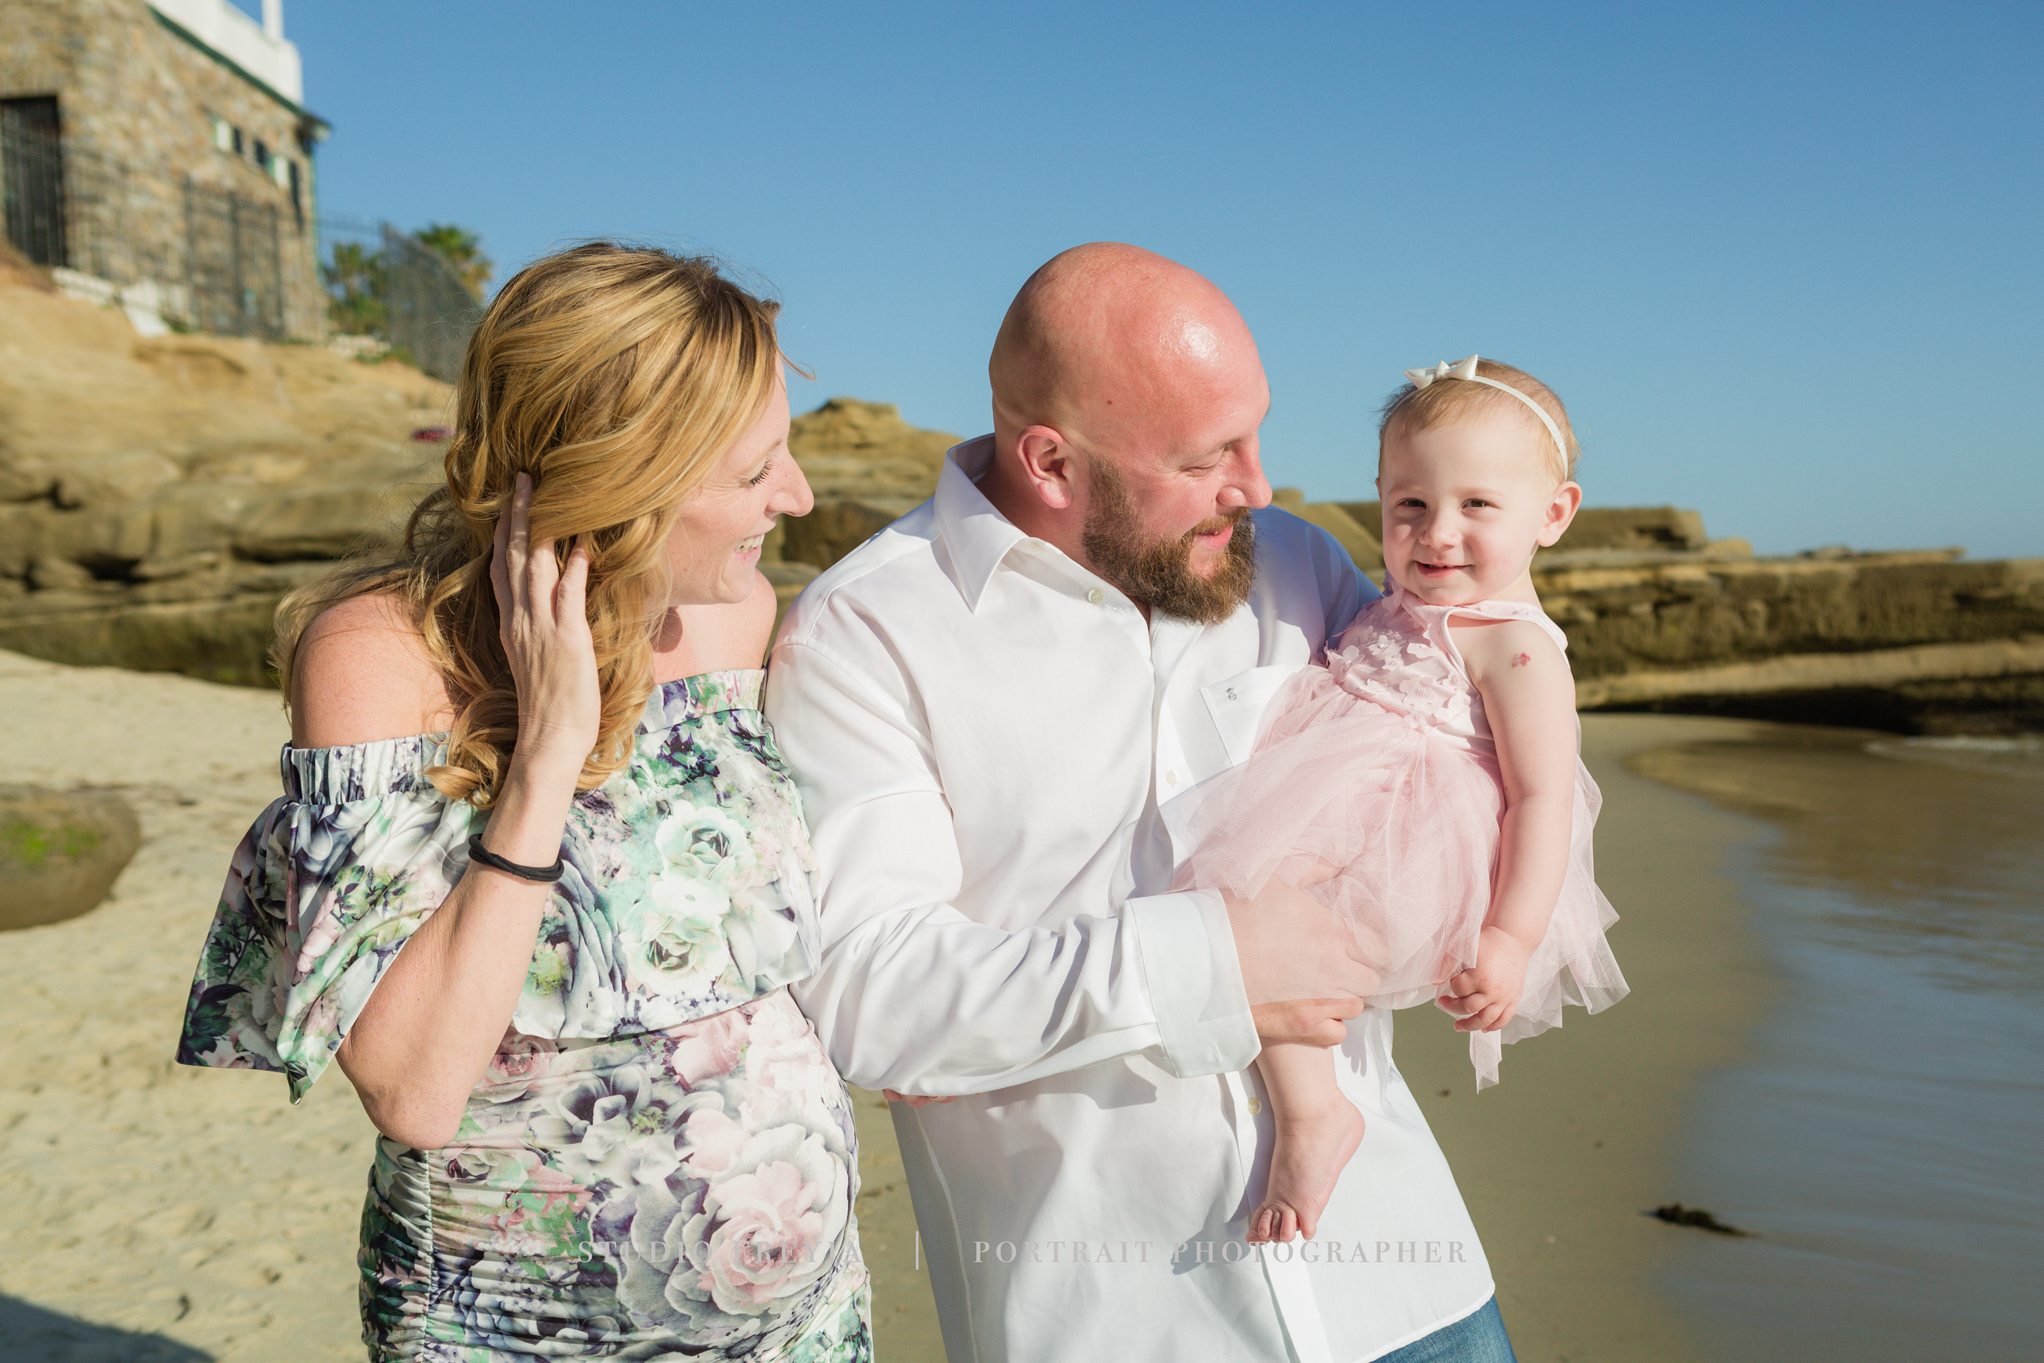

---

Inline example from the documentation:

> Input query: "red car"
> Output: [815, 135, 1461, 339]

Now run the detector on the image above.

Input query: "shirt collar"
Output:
[933, 435, 1031, 612]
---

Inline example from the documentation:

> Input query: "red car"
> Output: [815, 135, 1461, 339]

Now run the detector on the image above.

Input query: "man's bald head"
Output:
[979, 244, 1272, 623]
[989, 243, 1264, 453]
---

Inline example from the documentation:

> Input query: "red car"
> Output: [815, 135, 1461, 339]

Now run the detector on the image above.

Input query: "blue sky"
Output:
[266, 1, 2040, 558]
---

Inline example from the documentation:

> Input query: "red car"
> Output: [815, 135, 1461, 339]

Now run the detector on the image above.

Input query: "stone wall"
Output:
[0, 0, 324, 338]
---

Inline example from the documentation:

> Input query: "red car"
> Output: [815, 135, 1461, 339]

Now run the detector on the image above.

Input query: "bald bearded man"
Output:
[767, 245, 1511, 1362]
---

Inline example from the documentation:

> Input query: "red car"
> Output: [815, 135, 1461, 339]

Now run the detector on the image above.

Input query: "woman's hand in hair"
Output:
[336, 472, 593, 1148]
[492, 472, 601, 777]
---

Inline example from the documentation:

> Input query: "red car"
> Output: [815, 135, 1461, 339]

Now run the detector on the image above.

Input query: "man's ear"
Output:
[1015, 426, 1081, 511]
[1538, 480, 1583, 547]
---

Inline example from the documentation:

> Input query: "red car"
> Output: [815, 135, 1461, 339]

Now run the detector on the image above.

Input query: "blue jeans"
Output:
[1376, 1297, 1517, 1363]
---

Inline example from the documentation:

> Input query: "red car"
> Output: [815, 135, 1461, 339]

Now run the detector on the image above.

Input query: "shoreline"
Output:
[1613, 720, 2042, 1361]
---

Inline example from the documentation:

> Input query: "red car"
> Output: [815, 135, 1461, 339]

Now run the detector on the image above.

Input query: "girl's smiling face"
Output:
[1377, 406, 1581, 606]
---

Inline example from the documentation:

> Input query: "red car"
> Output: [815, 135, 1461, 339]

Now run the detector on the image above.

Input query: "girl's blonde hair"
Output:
[1377, 357, 1579, 483]
[274, 243, 784, 805]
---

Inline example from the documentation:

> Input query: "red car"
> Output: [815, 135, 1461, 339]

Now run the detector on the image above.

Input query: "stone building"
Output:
[0, 0, 328, 338]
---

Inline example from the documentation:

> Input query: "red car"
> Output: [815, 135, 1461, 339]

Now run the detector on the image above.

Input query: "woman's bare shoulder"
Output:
[654, 572, 780, 682]
[292, 591, 457, 749]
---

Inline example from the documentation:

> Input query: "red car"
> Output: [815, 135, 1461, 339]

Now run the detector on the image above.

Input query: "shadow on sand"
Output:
[0, 1295, 211, 1362]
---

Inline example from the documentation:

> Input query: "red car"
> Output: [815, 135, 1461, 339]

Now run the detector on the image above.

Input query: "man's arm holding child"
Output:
[766, 628, 1372, 1098]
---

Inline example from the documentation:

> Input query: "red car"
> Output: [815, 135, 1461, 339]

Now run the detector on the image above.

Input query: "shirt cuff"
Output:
[1123, 889, 1260, 1078]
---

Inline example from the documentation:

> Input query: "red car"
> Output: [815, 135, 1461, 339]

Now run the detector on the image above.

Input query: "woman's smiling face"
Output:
[662, 369, 813, 607]
[1376, 406, 1580, 606]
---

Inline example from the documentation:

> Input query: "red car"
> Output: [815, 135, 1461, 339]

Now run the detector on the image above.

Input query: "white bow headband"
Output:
[1403, 355, 1569, 470]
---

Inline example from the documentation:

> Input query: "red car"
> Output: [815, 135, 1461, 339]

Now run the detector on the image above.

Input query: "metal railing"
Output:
[184, 178, 285, 339]
[0, 116, 483, 367]
[317, 215, 484, 382]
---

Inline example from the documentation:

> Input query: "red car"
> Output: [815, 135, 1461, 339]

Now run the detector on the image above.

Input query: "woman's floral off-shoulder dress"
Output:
[177, 671, 871, 1362]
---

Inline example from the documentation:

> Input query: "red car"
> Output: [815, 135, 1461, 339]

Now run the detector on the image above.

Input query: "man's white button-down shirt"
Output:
[767, 437, 1494, 1363]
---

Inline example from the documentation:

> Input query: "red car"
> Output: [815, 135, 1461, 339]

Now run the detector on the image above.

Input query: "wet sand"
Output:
[0, 651, 1795, 1362]
[1623, 723, 2042, 1361]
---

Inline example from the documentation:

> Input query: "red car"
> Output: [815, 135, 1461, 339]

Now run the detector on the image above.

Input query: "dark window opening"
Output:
[253, 139, 271, 171]
[231, 126, 244, 155]
[1, 96, 66, 266]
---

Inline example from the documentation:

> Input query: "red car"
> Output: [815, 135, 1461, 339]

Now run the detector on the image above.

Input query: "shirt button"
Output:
[1247, 1097, 1262, 1115]
[1165, 770, 1179, 787]
[1086, 588, 1104, 606]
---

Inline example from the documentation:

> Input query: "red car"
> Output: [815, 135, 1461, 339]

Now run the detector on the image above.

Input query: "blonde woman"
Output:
[176, 245, 870, 1360]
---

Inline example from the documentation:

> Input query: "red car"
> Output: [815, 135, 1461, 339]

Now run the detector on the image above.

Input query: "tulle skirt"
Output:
[1171, 666, 1628, 1087]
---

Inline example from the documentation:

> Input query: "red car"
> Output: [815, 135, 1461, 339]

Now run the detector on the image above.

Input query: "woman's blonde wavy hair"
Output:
[274, 243, 784, 805]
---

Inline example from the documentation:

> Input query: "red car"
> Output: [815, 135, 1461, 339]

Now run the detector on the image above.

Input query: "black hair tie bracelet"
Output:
[467, 834, 566, 884]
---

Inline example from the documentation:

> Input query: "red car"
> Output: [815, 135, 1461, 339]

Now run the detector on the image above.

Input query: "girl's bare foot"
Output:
[1248, 1098, 1367, 1243]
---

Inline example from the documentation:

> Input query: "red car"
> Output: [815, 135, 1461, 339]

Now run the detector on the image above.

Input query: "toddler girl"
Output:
[1174, 355, 1628, 1244]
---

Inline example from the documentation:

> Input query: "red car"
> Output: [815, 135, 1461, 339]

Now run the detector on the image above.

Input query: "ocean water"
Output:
[1631, 727, 2044, 1360]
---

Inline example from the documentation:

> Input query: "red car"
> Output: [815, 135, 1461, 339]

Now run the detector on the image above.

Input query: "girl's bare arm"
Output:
[1439, 618, 1578, 1031]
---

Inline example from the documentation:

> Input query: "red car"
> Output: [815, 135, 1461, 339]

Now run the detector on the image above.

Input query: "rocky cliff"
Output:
[0, 284, 966, 681]
[0, 283, 447, 683]
[3, 283, 2036, 731]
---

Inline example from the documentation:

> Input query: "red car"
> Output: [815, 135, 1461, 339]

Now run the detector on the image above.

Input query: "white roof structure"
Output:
[148, 0, 303, 107]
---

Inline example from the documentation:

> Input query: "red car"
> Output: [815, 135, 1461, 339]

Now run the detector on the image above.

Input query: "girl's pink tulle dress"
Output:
[1173, 579, 1628, 1087]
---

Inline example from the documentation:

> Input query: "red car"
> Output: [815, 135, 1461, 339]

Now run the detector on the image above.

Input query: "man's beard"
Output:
[1080, 460, 1257, 626]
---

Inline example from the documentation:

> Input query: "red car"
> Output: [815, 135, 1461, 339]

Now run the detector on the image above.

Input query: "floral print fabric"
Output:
[177, 670, 869, 1360]
[359, 992, 866, 1360]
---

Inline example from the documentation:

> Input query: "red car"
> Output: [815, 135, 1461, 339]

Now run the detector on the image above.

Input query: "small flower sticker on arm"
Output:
[1511, 652, 1532, 668]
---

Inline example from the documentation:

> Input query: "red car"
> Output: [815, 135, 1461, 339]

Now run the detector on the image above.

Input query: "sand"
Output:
[0, 649, 372, 1361]
[0, 653, 1774, 1362]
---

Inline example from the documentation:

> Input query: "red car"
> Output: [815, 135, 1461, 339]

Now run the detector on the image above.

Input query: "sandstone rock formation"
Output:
[2, 281, 2036, 733]
[1270, 489, 1383, 573]
[0, 785, 142, 930]
[1541, 546, 2044, 733]
[1304, 501, 2043, 732]
[0, 282, 448, 683]
[783, 397, 956, 564]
